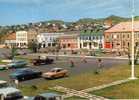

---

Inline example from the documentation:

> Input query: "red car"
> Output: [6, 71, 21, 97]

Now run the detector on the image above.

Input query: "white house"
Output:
[37, 33, 64, 48]
[78, 30, 104, 50]
[16, 31, 28, 48]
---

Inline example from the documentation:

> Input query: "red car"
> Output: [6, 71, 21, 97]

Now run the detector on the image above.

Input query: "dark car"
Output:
[27, 93, 62, 100]
[32, 58, 54, 66]
[10, 68, 42, 81]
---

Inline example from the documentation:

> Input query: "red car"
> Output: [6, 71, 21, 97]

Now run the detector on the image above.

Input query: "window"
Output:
[123, 41, 125, 46]
[123, 34, 125, 38]
[94, 42, 98, 47]
[128, 42, 130, 47]
[117, 35, 119, 38]
[83, 43, 87, 47]
[127, 34, 130, 38]
[68, 43, 71, 47]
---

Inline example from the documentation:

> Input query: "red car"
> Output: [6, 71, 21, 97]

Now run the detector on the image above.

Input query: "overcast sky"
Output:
[0, 0, 138, 26]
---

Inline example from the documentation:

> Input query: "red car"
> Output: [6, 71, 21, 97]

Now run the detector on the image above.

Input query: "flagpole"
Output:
[130, 0, 137, 79]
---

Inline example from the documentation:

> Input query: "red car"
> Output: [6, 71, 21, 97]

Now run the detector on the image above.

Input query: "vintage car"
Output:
[42, 68, 68, 79]
[10, 68, 42, 81]
[0, 80, 23, 100]
[26, 93, 62, 100]
[32, 57, 54, 66]
[7, 60, 27, 69]
[0, 65, 8, 70]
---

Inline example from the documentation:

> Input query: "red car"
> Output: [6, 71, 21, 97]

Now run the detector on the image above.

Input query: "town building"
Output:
[5, 32, 16, 48]
[37, 33, 64, 48]
[59, 34, 79, 50]
[27, 29, 38, 43]
[78, 30, 104, 50]
[104, 21, 139, 51]
[5, 31, 28, 48]
[16, 31, 28, 48]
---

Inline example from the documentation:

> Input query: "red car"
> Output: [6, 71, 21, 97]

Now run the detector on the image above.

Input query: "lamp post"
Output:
[130, 0, 137, 79]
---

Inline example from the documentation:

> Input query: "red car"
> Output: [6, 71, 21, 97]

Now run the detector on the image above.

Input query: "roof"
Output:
[80, 30, 103, 36]
[59, 34, 79, 39]
[105, 21, 139, 33]
[5, 33, 16, 40]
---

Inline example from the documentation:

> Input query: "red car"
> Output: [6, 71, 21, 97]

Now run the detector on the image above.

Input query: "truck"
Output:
[0, 80, 23, 100]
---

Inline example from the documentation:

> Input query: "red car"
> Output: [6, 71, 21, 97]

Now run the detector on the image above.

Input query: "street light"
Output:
[130, 0, 137, 79]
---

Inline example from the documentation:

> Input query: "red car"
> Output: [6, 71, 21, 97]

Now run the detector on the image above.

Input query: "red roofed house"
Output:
[104, 21, 139, 51]
[5, 32, 16, 48]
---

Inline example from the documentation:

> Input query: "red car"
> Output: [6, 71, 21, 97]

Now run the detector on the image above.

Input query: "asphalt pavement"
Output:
[0, 56, 128, 85]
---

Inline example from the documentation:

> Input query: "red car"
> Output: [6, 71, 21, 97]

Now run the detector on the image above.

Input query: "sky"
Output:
[0, 0, 138, 26]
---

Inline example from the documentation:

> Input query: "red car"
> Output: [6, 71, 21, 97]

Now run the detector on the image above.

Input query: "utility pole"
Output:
[130, 0, 137, 79]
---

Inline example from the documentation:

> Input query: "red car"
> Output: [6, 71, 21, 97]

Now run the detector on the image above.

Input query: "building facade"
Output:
[5, 32, 16, 48]
[16, 31, 28, 48]
[59, 34, 79, 50]
[78, 30, 104, 50]
[37, 33, 64, 48]
[104, 21, 139, 51]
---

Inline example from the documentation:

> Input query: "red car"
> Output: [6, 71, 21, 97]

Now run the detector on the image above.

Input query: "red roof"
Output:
[5, 33, 16, 40]
[105, 21, 139, 33]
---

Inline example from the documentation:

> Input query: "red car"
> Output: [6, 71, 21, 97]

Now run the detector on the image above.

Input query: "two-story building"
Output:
[37, 33, 64, 48]
[5, 31, 28, 48]
[16, 31, 28, 48]
[59, 34, 79, 50]
[78, 30, 104, 50]
[5, 32, 16, 48]
[104, 21, 139, 51]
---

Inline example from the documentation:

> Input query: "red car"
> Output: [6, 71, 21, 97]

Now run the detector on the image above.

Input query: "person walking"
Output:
[82, 54, 87, 63]
[98, 58, 103, 69]
[70, 59, 75, 67]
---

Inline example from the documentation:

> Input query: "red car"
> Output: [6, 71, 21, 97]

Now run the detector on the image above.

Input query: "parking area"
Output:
[0, 56, 128, 85]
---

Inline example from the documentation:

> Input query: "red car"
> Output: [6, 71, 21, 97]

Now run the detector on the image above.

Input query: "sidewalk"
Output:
[36, 53, 128, 60]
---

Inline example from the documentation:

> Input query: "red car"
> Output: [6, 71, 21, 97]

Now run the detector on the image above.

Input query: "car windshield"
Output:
[7, 92, 22, 98]
[50, 68, 62, 72]
[15, 69, 32, 73]
[0, 83, 9, 88]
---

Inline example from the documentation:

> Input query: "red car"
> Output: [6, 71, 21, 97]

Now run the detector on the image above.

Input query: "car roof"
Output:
[15, 68, 32, 72]
[39, 93, 60, 98]
[0, 80, 7, 84]
[0, 87, 20, 95]
[51, 68, 63, 70]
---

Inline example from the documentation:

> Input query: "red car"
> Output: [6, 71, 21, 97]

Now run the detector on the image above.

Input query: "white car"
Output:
[0, 80, 23, 100]
[0, 65, 8, 70]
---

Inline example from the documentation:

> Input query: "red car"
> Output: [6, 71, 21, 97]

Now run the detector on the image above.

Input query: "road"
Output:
[0, 56, 128, 85]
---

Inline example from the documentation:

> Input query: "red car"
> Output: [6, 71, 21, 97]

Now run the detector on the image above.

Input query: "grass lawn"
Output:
[65, 96, 87, 100]
[90, 65, 139, 99]
[19, 64, 132, 96]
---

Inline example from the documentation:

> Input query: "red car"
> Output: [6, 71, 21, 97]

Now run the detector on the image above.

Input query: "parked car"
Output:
[10, 68, 42, 81]
[7, 60, 27, 69]
[26, 93, 62, 100]
[42, 68, 68, 79]
[32, 57, 54, 66]
[0, 65, 8, 70]
[0, 80, 23, 100]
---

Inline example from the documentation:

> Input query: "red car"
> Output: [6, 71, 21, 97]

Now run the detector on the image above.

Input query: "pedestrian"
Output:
[82, 57, 87, 63]
[14, 79, 19, 87]
[70, 59, 75, 67]
[98, 58, 102, 69]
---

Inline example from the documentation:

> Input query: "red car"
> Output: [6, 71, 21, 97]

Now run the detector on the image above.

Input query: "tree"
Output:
[128, 45, 139, 65]
[28, 40, 38, 53]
